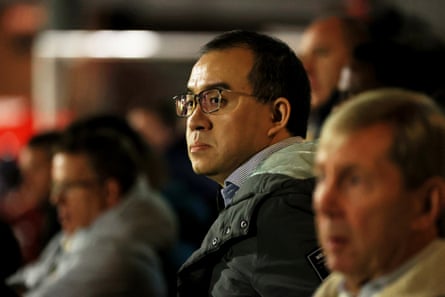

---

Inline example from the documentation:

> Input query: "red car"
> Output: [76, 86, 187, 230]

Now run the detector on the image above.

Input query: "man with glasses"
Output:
[7, 125, 177, 297]
[175, 30, 326, 296]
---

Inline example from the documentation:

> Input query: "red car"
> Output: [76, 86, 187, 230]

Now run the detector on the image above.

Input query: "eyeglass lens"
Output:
[175, 89, 221, 117]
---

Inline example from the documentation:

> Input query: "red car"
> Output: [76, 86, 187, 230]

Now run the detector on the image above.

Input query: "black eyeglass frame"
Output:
[173, 88, 255, 118]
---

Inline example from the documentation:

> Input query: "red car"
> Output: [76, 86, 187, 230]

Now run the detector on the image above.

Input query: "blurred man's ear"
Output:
[412, 177, 445, 232]
[104, 179, 121, 208]
[267, 97, 291, 137]
[433, 178, 445, 237]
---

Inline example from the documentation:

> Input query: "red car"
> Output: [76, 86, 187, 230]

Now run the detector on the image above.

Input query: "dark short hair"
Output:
[64, 113, 167, 189]
[27, 130, 63, 158]
[201, 30, 311, 138]
[55, 127, 140, 196]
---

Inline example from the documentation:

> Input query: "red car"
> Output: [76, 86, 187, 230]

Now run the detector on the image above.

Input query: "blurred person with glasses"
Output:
[7, 124, 177, 297]
[175, 30, 327, 297]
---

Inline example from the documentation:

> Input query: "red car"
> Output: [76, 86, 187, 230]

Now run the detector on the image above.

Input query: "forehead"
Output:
[52, 153, 94, 177]
[187, 47, 254, 92]
[317, 123, 394, 168]
[299, 19, 347, 50]
[19, 146, 47, 165]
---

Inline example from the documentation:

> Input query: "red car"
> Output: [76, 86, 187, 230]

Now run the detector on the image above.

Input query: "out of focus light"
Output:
[35, 30, 161, 59]
[84, 31, 161, 58]
[34, 30, 218, 59]
[33, 30, 301, 60]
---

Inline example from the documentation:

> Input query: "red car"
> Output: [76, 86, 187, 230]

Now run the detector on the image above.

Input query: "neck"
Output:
[344, 235, 437, 295]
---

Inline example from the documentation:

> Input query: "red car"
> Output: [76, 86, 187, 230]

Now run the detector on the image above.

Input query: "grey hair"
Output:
[320, 88, 445, 236]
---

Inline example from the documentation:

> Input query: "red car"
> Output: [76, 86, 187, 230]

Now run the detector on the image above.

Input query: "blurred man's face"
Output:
[51, 153, 108, 235]
[299, 17, 350, 110]
[313, 123, 423, 289]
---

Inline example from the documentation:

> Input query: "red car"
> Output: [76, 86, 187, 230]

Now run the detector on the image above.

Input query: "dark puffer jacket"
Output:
[178, 141, 327, 297]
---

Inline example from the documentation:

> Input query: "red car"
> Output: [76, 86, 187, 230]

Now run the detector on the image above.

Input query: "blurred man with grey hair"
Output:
[313, 88, 445, 297]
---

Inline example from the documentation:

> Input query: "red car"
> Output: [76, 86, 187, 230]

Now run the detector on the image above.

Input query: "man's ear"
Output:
[411, 177, 445, 231]
[104, 179, 121, 209]
[267, 97, 291, 137]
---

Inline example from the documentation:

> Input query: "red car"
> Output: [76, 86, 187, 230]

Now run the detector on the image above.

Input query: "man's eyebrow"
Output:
[336, 164, 362, 182]
[187, 83, 232, 94]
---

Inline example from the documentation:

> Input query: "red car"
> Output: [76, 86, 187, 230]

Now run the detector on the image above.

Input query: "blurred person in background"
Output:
[337, 7, 445, 109]
[0, 157, 21, 200]
[7, 119, 177, 297]
[313, 88, 445, 297]
[0, 131, 61, 264]
[61, 112, 180, 297]
[298, 15, 368, 139]
[0, 0, 46, 98]
[0, 218, 22, 297]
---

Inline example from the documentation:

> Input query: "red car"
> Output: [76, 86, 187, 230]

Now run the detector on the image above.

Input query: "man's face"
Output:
[186, 47, 274, 185]
[299, 18, 350, 110]
[51, 153, 108, 235]
[313, 123, 420, 283]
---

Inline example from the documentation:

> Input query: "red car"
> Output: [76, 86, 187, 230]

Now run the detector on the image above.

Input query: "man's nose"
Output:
[314, 180, 343, 218]
[187, 103, 212, 131]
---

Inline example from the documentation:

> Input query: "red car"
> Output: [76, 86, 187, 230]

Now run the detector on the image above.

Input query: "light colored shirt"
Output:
[337, 242, 433, 297]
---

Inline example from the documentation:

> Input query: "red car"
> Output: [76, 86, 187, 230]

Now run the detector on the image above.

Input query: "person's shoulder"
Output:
[253, 140, 317, 180]
[245, 169, 315, 202]
[73, 235, 160, 272]
[312, 272, 343, 297]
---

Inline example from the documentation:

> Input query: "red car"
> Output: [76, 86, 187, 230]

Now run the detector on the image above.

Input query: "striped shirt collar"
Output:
[221, 136, 303, 207]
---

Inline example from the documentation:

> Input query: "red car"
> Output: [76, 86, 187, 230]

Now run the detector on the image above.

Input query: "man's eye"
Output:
[209, 96, 221, 105]
[185, 100, 195, 108]
[314, 47, 330, 57]
[346, 174, 362, 186]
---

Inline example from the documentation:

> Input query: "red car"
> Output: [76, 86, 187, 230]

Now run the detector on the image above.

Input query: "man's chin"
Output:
[191, 162, 211, 175]
[61, 222, 75, 235]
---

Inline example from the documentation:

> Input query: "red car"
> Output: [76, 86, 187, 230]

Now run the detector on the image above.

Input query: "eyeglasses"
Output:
[172, 88, 255, 118]
[51, 178, 102, 199]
